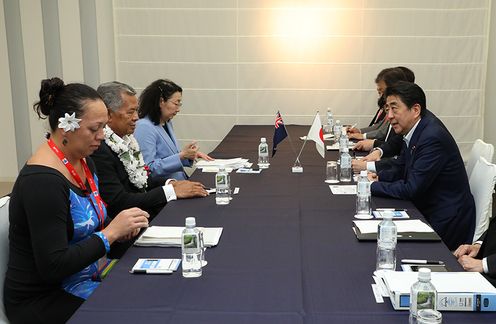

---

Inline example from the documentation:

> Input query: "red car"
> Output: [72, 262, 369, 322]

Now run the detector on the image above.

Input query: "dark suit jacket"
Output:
[371, 110, 475, 250]
[90, 142, 167, 219]
[369, 129, 404, 173]
[477, 216, 496, 285]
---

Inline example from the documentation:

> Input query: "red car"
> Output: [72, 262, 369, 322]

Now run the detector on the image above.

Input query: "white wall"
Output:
[113, 0, 491, 159]
[1, 0, 116, 179]
[484, 0, 496, 152]
[1, 0, 495, 181]
[0, 0, 18, 181]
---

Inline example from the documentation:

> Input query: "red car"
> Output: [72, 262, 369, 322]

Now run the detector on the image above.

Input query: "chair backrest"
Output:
[466, 139, 494, 179]
[469, 157, 496, 242]
[0, 196, 10, 323]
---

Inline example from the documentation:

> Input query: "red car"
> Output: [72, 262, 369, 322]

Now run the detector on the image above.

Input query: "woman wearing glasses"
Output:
[134, 79, 212, 181]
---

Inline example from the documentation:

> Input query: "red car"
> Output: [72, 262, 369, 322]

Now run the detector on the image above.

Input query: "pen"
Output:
[401, 259, 444, 265]
[376, 208, 407, 212]
[350, 123, 357, 129]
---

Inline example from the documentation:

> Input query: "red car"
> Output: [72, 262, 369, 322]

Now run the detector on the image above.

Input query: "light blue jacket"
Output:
[134, 116, 192, 180]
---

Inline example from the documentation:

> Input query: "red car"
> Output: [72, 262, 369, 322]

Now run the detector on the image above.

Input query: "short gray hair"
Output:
[97, 81, 136, 112]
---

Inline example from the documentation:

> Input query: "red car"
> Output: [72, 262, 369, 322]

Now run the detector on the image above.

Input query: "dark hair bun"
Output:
[37, 77, 65, 116]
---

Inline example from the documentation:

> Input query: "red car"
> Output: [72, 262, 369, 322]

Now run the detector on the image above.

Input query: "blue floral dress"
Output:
[61, 175, 110, 299]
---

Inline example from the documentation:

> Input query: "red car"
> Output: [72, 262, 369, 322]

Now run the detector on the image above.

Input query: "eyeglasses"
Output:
[168, 100, 182, 107]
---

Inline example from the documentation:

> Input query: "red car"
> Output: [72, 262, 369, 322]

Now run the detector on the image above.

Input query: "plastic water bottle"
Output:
[333, 119, 342, 140]
[258, 137, 269, 169]
[339, 146, 352, 182]
[356, 170, 371, 216]
[326, 108, 334, 129]
[215, 167, 230, 205]
[409, 268, 438, 324]
[182, 217, 202, 278]
[339, 132, 349, 153]
[376, 214, 397, 271]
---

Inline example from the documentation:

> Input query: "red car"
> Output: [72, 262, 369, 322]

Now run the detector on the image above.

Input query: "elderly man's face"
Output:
[386, 95, 421, 135]
[108, 93, 139, 137]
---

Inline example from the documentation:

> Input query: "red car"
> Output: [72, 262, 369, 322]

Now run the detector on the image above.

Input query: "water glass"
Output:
[325, 161, 339, 183]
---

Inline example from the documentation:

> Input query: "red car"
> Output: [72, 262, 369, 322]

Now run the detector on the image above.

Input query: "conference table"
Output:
[69, 125, 495, 323]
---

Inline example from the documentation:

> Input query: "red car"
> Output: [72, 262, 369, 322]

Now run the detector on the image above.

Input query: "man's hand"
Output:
[173, 180, 208, 198]
[352, 159, 367, 173]
[367, 172, 378, 182]
[458, 255, 483, 273]
[346, 127, 361, 134]
[353, 139, 375, 151]
[348, 133, 364, 140]
[453, 243, 481, 258]
[362, 149, 381, 162]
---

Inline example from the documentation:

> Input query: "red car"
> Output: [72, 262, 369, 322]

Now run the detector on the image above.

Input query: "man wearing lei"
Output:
[91, 81, 208, 222]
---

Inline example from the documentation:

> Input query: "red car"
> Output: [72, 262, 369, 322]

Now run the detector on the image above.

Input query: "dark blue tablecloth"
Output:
[69, 125, 495, 323]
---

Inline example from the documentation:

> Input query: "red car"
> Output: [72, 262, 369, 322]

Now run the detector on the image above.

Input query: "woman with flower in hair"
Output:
[4, 78, 150, 323]
[134, 79, 213, 181]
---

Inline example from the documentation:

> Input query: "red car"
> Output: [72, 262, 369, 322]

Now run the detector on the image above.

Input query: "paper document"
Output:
[326, 142, 355, 151]
[196, 158, 251, 170]
[383, 271, 496, 294]
[202, 167, 234, 173]
[236, 168, 261, 174]
[135, 226, 223, 247]
[329, 185, 357, 195]
[353, 219, 434, 234]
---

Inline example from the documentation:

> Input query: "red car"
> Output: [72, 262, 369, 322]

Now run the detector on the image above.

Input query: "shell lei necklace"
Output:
[103, 125, 149, 189]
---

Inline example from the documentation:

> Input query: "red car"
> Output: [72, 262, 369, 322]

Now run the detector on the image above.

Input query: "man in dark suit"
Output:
[454, 215, 496, 286]
[369, 81, 475, 250]
[91, 81, 208, 220]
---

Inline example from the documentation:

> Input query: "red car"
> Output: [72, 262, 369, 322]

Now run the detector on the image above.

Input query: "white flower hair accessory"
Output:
[58, 112, 82, 132]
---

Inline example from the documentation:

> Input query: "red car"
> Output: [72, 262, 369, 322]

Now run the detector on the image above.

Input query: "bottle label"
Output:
[416, 291, 436, 311]
[183, 234, 198, 249]
[259, 145, 268, 154]
[379, 227, 397, 243]
[216, 174, 228, 186]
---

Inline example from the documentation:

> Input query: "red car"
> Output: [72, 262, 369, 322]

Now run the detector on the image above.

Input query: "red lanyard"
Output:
[47, 138, 105, 230]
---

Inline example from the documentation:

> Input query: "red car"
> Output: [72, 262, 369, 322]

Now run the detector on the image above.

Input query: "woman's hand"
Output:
[180, 142, 199, 160]
[119, 228, 141, 242]
[196, 151, 214, 161]
[102, 208, 149, 244]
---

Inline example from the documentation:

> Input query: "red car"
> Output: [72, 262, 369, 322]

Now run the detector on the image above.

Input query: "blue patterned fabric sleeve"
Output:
[93, 232, 110, 253]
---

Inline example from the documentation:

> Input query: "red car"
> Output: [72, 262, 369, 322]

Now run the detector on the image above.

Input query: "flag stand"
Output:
[281, 122, 304, 173]
[292, 135, 307, 173]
